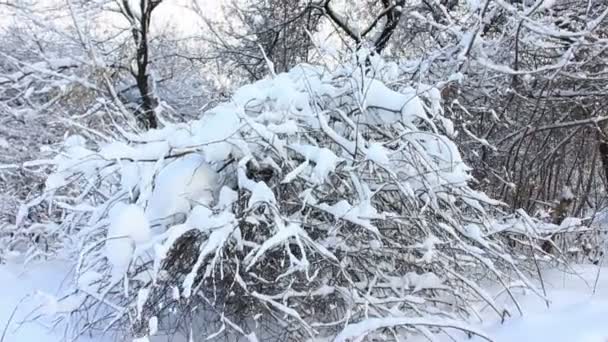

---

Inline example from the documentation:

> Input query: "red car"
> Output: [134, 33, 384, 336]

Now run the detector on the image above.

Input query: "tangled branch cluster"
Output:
[31, 53, 542, 341]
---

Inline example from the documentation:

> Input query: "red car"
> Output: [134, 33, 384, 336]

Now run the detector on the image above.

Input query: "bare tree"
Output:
[116, 0, 163, 129]
[316, 0, 405, 53]
[195, 0, 322, 82]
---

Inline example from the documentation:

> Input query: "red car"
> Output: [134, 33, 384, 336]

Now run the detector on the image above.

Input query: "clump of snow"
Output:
[148, 316, 158, 335]
[105, 203, 151, 279]
[560, 186, 575, 201]
[146, 154, 218, 222]
[0, 137, 10, 148]
[289, 144, 341, 184]
[366, 142, 390, 165]
[318, 199, 383, 235]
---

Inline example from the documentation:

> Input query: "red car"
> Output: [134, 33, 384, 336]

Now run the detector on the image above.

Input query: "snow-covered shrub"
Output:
[0, 28, 217, 262]
[490, 208, 607, 266]
[31, 53, 541, 341]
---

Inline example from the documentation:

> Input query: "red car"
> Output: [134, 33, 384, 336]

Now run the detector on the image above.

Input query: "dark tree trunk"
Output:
[122, 0, 161, 129]
[598, 140, 608, 191]
[374, 0, 405, 53]
[321, 0, 405, 54]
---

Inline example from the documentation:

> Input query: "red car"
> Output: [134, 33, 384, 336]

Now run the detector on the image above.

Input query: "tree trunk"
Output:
[598, 139, 608, 191]
[122, 0, 161, 129]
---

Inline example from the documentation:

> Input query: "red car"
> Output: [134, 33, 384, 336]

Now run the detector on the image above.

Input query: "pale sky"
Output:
[0, 0, 224, 37]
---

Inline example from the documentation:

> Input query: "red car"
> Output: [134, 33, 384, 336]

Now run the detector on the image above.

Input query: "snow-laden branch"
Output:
[25, 52, 542, 341]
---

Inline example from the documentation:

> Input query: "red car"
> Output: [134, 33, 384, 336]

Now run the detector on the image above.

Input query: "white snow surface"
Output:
[0, 260, 113, 342]
[413, 264, 608, 342]
[2, 260, 608, 341]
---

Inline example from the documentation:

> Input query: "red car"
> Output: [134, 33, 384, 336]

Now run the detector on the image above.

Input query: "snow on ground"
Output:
[433, 263, 608, 342]
[1, 261, 608, 341]
[0, 260, 112, 342]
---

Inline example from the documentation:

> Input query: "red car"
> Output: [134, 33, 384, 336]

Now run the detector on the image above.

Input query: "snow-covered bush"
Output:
[30, 52, 542, 341]
[488, 206, 608, 267]
[0, 16, 218, 261]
